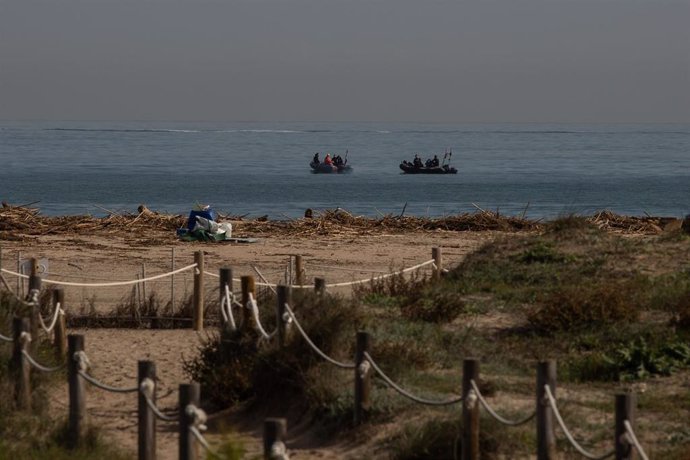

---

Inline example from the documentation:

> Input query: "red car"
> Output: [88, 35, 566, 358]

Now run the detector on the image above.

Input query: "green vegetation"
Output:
[179, 217, 690, 457]
[0, 291, 131, 459]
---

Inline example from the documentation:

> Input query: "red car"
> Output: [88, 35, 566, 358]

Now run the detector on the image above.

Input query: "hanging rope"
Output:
[544, 386, 615, 460]
[364, 351, 463, 406]
[269, 441, 290, 460]
[74, 351, 139, 393]
[22, 349, 65, 373]
[140, 378, 179, 422]
[284, 303, 355, 369]
[1, 264, 197, 288]
[38, 302, 64, 334]
[324, 259, 435, 288]
[469, 380, 535, 426]
[623, 420, 649, 460]
[220, 284, 237, 330]
[247, 293, 276, 340]
[202, 258, 435, 290]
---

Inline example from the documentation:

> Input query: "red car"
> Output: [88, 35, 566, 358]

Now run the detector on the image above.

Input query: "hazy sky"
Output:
[1, 0, 688, 123]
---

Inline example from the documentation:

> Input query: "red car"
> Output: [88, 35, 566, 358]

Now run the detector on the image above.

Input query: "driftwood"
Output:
[0, 202, 679, 244]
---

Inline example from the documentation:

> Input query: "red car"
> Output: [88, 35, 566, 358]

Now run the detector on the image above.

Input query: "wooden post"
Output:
[263, 418, 287, 459]
[241, 275, 255, 331]
[220, 268, 233, 329]
[28, 273, 41, 352]
[432, 247, 443, 280]
[537, 360, 557, 460]
[193, 251, 204, 331]
[138, 360, 156, 460]
[314, 277, 326, 295]
[53, 289, 67, 360]
[294, 255, 304, 286]
[615, 393, 636, 460]
[276, 285, 290, 347]
[462, 358, 480, 460]
[178, 383, 200, 460]
[354, 331, 371, 426]
[67, 334, 86, 448]
[11, 317, 31, 410]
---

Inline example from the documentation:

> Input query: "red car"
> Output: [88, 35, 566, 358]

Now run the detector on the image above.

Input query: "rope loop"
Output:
[358, 360, 371, 379]
[27, 288, 40, 305]
[74, 350, 91, 372]
[465, 388, 478, 410]
[186, 404, 208, 431]
[270, 441, 290, 460]
[19, 331, 32, 347]
[140, 377, 155, 396]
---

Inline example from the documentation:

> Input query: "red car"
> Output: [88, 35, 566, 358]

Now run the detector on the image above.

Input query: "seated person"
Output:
[413, 154, 423, 168]
[313, 152, 320, 164]
[432, 155, 439, 167]
[324, 154, 333, 165]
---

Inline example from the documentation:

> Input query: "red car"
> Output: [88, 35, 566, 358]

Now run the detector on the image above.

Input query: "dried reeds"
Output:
[0, 201, 676, 243]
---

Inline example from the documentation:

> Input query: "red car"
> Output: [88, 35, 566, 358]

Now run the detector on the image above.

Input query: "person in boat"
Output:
[413, 154, 423, 168]
[324, 154, 333, 165]
[313, 152, 320, 164]
[431, 155, 439, 167]
[333, 155, 342, 166]
[425, 158, 433, 167]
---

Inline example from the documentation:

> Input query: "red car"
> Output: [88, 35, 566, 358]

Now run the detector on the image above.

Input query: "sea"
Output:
[1, 121, 688, 220]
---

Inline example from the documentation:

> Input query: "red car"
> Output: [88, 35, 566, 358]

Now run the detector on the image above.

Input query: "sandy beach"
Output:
[1, 215, 497, 458]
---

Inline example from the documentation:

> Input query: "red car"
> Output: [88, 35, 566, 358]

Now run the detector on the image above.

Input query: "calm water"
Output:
[1, 121, 688, 219]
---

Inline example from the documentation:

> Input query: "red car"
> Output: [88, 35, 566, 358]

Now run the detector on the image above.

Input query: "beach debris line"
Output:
[0, 201, 683, 241]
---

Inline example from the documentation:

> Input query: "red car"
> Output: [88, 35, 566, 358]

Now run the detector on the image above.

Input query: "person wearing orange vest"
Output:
[324, 154, 333, 165]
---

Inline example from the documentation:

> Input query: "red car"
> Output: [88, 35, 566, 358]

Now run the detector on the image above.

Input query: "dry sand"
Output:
[1, 228, 497, 459]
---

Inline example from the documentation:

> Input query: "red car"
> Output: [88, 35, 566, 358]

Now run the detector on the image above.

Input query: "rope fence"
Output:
[1, 263, 197, 288]
[203, 256, 437, 289]
[0, 246, 659, 459]
[1, 312, 657, 460]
